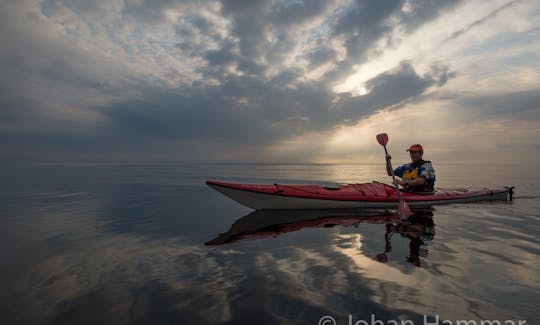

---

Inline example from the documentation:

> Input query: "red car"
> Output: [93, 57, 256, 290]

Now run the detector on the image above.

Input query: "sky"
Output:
[1, 0, 539, 164]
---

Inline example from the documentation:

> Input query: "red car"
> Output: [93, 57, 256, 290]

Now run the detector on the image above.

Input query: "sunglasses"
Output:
[409, 150, 422, 154]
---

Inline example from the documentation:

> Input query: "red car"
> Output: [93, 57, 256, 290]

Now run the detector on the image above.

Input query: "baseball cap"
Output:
[406, 144, 423, 153]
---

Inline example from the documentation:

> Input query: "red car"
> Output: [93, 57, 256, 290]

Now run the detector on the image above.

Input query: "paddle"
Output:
[376, 133, 411, 219]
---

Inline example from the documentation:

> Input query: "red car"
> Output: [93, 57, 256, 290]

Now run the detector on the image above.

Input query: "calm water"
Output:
[0, 163, 538, 325]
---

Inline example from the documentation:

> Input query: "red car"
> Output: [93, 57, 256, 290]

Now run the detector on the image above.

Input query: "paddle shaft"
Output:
[382, 145, 403, 201]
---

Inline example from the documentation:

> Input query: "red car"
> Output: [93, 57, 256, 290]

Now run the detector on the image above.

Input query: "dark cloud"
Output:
[458, 89, 540, 120]
[41, 0, 123, 22]
[93, 62, 441, 149]
[220, 0, 271, 63]
[399, 0, 462, 32]
[123, 0, 182, 23]
[330, 62, 439, 125]
[306, 47, 337, 69]
[220, 0, 268, 15]
[271, 0, 329, 26]
[332, 0, 402, 61]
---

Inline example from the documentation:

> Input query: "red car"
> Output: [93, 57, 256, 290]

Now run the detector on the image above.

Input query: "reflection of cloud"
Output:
[5, 233, 236, 324]
[0, 190, 231, 324]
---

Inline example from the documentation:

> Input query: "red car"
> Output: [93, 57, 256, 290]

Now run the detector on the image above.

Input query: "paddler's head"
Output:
[406, 144, 423, 162]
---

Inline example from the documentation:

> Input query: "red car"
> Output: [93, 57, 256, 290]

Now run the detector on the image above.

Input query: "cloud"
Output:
[457, 89, 540, 121]
[443, 1, 518, 42]
[0, 0, 538, 162]
[91, 61, 444, 153]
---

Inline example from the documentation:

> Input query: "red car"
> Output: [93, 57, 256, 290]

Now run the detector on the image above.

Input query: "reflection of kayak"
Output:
[206, 180, 512, 210]
[205, 209, 401, 245]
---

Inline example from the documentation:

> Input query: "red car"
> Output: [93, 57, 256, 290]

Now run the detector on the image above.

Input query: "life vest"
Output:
[396, 159, 435, 192]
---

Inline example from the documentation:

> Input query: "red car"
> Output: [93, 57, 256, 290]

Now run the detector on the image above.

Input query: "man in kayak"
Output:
[385, 144, 435, 192]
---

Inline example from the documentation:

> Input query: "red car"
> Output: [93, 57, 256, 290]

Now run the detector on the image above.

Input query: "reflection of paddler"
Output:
[376, 210, 435, 267]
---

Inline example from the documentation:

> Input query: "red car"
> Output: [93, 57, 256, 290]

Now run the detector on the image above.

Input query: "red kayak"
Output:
[206, 180, 512, 210]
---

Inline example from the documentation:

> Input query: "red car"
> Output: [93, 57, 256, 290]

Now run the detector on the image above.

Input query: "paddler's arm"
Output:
[385, 155, 393, 176]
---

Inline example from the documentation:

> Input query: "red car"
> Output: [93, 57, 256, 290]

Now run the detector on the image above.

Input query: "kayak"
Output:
[206, 180, 513, 210]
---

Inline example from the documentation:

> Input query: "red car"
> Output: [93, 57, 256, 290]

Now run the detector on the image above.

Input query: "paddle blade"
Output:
[398, 200, 412, 219]
[376, 133, 388, 146]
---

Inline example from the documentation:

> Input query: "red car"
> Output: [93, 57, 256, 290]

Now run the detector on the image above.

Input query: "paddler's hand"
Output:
[385, 154, 392, 161]
[393, 179, 404, 186]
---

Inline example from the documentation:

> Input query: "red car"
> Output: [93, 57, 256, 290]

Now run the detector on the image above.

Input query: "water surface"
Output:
[0, 163, 538, 324]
